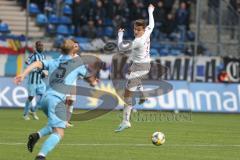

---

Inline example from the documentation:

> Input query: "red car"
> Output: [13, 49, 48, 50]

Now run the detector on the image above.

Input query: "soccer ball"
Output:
[151, 131, 165, 146]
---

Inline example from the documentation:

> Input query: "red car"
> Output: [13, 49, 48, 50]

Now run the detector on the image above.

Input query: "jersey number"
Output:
[56, 62, 68, 79]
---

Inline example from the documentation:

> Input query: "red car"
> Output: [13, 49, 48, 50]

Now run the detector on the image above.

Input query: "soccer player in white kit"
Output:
[115, 4, 155, 132]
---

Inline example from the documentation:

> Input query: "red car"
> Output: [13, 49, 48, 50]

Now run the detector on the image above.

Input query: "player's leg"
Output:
[35, 96, 66, 159]
[115, 87, 133, 132]
[138, 84, 148, 105]
[36, 128, 64, 160]
[29, 94, 42, 120]
[65, 97, 74, 127]
[115, 63, 150, 132]
[30, 83, 46, 120]
[27, 95, 51, 153]
[27, 125, 53, 153]
[23, 96, 34, 120]
[138, 62, 151, 105]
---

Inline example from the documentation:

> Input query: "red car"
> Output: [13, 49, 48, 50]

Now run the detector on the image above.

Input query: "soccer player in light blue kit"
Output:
[14, 39, 99, 160]
[23, 41, 46, 120]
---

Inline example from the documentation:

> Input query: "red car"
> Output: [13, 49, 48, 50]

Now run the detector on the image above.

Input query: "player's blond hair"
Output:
[61, 39, 75, 55]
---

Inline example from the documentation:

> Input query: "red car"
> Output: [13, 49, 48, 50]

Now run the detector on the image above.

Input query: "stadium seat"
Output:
[104, 18, 113, 26]
[48, 14, 59, 24]
[59, 16, 71, 25]
[103, 27, 114, 37]
[65, 0, 73, 5]
[46, 24, 56, 35]
[56, 25, 69, 36]
[36, 14, 48, 26]
[76, 37, 90, 43]
[63, 5, 72, 15]
[54, 35, 65, 48]
[29, 3, 40, 15]
[160, 49, 169, 56]
[170, 49, 182, 56]
[150, 49, 159, 57]
[69, 26, 74, 35]
[0, 23, 10, 33]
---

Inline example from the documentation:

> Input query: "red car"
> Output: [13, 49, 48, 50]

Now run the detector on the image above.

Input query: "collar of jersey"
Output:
[59, 55, 72, 62]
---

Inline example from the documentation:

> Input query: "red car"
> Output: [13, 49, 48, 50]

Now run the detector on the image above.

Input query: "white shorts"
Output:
[126, 62, 151, 92]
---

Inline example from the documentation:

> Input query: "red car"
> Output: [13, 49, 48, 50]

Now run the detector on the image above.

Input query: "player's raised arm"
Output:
[145, 4, 155, 35]
[14, 61, 43, 85]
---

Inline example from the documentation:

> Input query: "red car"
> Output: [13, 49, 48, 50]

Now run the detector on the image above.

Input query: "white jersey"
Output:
[130, 27, 152, 63]
[118, 6, 154, 64]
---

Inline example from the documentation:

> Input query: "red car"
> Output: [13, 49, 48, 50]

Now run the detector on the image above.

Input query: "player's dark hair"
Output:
[35, 41, 42, 46]
[134, 19, 146, 28]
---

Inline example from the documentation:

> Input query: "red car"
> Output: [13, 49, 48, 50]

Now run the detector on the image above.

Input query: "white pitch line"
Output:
[0, 142, 240, 147]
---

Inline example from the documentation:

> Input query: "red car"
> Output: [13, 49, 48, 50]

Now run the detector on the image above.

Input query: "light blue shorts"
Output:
[27, 83, 46, 97]
[40, 94, 67, 129]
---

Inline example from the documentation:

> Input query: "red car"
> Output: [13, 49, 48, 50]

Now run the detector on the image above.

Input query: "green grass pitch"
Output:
[0, 109, 240, 160]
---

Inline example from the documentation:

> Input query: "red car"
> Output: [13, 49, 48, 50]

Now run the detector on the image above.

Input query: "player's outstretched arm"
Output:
[14, 61, 43, 85]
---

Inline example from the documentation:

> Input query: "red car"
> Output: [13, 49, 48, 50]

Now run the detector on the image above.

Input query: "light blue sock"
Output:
[38, 126, 53, 138]
[39, 133, 61, 157]
[23, 99, 31, 116]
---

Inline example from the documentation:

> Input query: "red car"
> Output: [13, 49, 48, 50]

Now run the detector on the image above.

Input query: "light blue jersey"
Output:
[26, 51, 46, 97]
[27, 51, 46, 85]
[42, 55, 89, 101]
[40, 55, 90, 128]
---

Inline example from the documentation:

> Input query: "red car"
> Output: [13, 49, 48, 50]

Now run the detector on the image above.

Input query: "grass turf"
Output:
[0, 109, 239, 160]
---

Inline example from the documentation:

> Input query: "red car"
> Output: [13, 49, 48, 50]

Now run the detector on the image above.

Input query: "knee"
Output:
[65, 99, 74, 106]
[53, 128, 64, 138]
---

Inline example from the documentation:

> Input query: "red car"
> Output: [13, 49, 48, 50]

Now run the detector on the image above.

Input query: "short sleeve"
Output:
[26, 54, 34, 65]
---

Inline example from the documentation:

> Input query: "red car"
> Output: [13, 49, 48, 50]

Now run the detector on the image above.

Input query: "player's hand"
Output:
[14, 74, 25, 85]
[91, 78, 100, 87]
[148, 4, 155, 12]
[118, 28, 124, 38]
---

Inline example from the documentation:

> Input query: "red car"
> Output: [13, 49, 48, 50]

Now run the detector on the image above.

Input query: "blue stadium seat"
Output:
[56, 25, 69, 36]
[104, 18, 113, 26]
[150, 49, 159, 57]
[69, 26, 74, 35]
[54, 35, 65, 48]
[46, 24, 56, 35]
[48, 14, 59, 24]
[0, 23, 10, 33]
[29, 3, 40, 15]
[159, 46, 170, 56]
[76, 37, 90, 43]
[63, 5, 72, 15]
[65, 0, 73, 5]
[59, 16, 71, 25]
[170, 49, 182, 56]
[36, 14, 48, 26]
[103, 27, 114, 37]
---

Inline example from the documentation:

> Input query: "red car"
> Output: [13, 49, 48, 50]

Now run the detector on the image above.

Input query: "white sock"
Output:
[123, 105, 132, 123]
